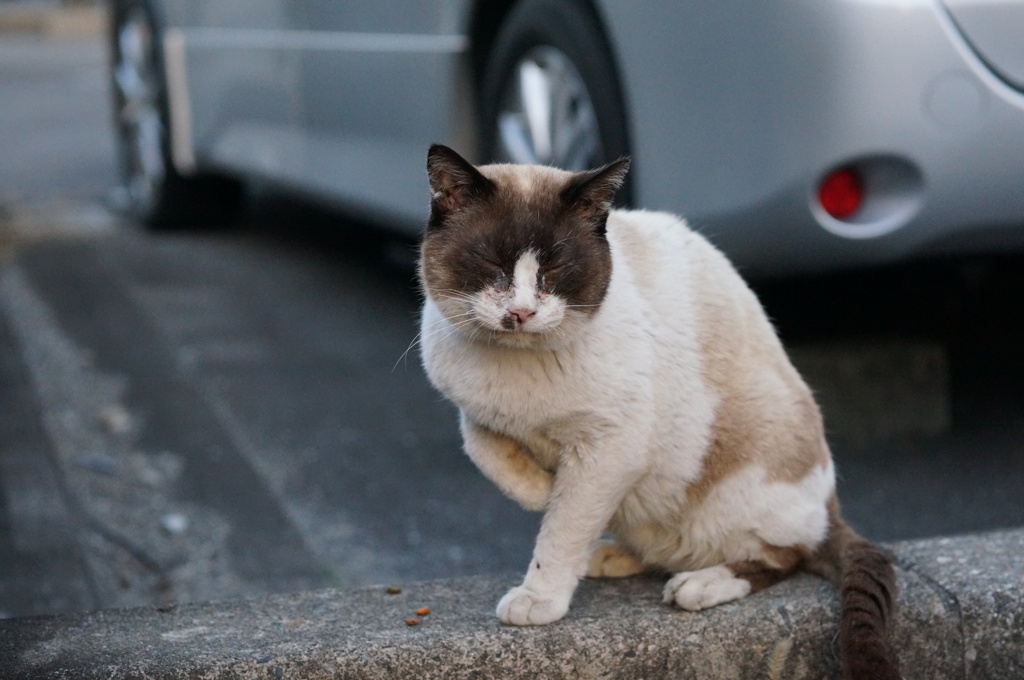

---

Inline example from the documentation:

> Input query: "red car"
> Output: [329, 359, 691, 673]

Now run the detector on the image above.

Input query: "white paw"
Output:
[662, 565, 751, 611]
[496, 585, 569, 626]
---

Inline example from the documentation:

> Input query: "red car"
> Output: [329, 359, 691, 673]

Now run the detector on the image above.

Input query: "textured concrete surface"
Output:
[2, 529, 1021, 679]
[897, 531, 1024, 679]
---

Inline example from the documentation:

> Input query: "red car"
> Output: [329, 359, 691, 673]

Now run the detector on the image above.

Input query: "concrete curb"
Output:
[1, 529, 1022, 679]
[0, 4, 106, 39]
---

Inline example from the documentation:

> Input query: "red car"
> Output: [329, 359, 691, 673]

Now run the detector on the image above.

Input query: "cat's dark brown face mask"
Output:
[419, 145, 629, 345]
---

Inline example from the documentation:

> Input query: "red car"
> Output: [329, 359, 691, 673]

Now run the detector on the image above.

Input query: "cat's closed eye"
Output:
[539, 266, 564, 292]
[540, 259, 574, 289]
[542, 263, 566, 276]
[472, 254, 508, 286]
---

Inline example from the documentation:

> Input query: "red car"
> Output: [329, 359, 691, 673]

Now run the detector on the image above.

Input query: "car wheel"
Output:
[109, 0, 241, 229]
[479, 0, 632, 202]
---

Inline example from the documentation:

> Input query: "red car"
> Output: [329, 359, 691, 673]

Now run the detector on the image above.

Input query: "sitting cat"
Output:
[418, 144, 899, 680]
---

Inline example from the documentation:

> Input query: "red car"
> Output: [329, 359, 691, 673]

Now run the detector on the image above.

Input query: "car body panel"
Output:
[152, 0, 1024, 277]
[942, 0, 1024, 91]
[595, 0, 1024, 275]
[161, 0, 474, 223]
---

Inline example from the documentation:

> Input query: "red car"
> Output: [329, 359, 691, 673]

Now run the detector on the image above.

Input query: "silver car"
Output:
[109, 0, 1024, 277]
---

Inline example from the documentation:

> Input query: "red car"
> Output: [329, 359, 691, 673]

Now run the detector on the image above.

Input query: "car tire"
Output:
[109, 0, 242, 229]
[479, 0, 632, 203]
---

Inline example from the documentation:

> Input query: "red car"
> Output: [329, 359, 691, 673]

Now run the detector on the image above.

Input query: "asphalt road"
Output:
[0, 34, 115, 206]
[1, 32, 1022, 620]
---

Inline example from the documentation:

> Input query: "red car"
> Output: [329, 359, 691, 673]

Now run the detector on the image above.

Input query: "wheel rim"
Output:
[113, 7, 165, 212]
[495, 46, 602, 170]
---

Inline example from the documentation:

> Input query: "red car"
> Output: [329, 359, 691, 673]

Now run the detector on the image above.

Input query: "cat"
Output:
[417, 144, 899, 680]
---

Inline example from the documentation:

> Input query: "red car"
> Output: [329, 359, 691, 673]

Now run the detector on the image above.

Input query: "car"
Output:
[108, 0, 1024, 277]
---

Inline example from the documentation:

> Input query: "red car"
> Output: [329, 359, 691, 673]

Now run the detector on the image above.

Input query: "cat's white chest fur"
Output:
[423, 270, 655, 440]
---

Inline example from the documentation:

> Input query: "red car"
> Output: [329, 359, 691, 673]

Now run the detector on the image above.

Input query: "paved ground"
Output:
[0, 201, 545, 618]
[1, 28, 1022, 621]
[3, 196, 1023, 619]
[0, 33, 114, 207]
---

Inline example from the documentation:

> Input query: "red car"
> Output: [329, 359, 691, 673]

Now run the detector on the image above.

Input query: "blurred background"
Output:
[1, 0, 1022, 620]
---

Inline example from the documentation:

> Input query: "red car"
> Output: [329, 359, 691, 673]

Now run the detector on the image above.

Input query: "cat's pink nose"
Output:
[509, 307, 536, 325]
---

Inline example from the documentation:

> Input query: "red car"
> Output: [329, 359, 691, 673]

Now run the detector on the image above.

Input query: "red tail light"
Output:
[818, 168, 863, 220]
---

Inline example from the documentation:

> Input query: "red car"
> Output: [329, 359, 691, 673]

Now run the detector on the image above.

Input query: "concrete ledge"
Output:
[2, 530, 1022, 679]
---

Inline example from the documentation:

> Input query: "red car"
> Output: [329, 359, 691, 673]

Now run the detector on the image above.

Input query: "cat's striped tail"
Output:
[809, 497, 901, 680]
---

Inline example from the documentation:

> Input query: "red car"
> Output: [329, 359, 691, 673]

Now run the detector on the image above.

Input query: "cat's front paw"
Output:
[496, 586, 569, 626]
[663, 565, 751, 611]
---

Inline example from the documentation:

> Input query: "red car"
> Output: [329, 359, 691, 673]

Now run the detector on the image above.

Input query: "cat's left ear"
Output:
[561, 157, 631, 231]
[427, 144, 495, 229]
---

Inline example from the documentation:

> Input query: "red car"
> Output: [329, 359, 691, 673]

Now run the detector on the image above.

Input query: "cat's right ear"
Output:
[426, 145, 494, 229]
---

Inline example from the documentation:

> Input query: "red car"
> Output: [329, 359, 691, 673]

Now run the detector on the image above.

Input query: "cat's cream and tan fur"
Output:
[418, 145, 899, 680]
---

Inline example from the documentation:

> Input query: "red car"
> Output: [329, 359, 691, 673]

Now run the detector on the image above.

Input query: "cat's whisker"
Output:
[393, 334, 428, 373]
[431, 318, 480, 348]
[435, 289, 479, 304]
[393, 314, 479, 371]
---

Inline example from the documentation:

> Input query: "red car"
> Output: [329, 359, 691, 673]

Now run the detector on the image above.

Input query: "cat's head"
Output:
[420, 144, 629, 349]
